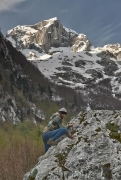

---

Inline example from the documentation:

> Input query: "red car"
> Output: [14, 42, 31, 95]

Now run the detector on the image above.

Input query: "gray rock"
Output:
[56, 71, 88, 84]
[28, 43, 43, 53]
[75, 59, 86, 67]
[97, 58, 118, 76]
[97, 50, 116, 60]
[115, 72, 121, 83]
[85, 69, 103, 79]
[23, 110, 121, 180]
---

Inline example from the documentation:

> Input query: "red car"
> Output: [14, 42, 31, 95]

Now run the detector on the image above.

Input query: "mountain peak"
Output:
[6, 17, 80, 54]
[6, 17, 93, 60]
[45, 17, 59, 21]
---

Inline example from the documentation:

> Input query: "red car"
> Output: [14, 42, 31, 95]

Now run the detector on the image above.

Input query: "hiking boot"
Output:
[47, 139, 58, 146]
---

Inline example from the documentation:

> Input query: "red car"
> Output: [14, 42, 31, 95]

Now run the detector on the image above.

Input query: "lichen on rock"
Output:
[23, 110, 121, 180]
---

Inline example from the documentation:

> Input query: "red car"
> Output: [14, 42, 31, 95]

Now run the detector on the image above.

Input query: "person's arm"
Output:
[66, 122, 73, 129]
[56, 118, 76, 138]
[56, 117, 65, 128]
[66, 123, 77, 138]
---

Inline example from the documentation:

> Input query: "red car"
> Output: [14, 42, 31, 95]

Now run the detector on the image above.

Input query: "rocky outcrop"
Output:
[85, 69, 103, 79]
[0, 95, 20, 123]
[23, 110, 121, 180]
[72, 34, 92, 52]
[0, 33, 20, 123]
[0, 32, 47, 123]
[75, 59, 86, 67]
[104, 44, 121, 60]
[115, 72, 121, 83]
[0, 32, 14, 69]
[96, 57, 118, 76]
[97, 50, 117, 60]
[95, 44, 121, 60]
[6, 17, 78, 52]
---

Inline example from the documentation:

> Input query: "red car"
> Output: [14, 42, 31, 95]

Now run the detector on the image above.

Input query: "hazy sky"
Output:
[0, 0, 121, 47]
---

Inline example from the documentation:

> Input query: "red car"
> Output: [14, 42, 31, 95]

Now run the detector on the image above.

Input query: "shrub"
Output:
[0, 121, 44, 180]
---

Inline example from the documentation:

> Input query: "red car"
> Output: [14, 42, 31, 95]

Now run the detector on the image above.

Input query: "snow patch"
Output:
[63, 26, 78, 35]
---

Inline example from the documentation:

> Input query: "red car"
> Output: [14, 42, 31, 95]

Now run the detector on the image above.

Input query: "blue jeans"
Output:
[42, 128, 68, 152]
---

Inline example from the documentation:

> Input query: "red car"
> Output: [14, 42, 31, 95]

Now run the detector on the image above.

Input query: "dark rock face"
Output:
[115, 72, 121, 83]
[97, 58, 118, 76]
[104, 63, 118, 76]
[23, 110, 121, 180]
[75, 59, 86, 67]
[0, 33, 14, 69]
[56, 71, 88, 84]
[97, 50, 117, 60]
[97, 44, 121, 60]
[0, 33, 19, 122]
[0, 32, 47, 122]
[28, 43, 43, 53]
[85, 69, 103, 79]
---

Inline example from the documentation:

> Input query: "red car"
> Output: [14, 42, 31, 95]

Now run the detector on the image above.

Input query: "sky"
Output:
[0, 0, 121, 47]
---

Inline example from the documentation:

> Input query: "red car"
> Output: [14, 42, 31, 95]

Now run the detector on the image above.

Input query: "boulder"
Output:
[23, 110, 121, 180]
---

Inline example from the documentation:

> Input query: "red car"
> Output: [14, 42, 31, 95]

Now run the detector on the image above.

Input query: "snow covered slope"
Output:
[6, 17, 121, 100]
[30, 49, 121, 99]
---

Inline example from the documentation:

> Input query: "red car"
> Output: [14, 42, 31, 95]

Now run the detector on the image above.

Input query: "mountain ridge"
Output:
[0, 17, 121, 123]
[0, 18, 121, 180]
[6, 17, 92, 58]
[1, 31, 90, 122]
[6, 17, 121, 61]
[4, 17, 121, 110]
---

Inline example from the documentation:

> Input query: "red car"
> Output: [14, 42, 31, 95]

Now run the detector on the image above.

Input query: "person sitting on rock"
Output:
[42, 108, 74, 152]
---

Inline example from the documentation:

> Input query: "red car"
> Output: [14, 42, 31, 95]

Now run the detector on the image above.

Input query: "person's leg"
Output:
[42, 128, 68, 151]
[44, 143, 51, 152]
[42, 133, 51, 152]
[47, 128, 68, 142]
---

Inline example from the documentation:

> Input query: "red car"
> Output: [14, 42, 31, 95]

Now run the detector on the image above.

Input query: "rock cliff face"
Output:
[0, 32, 19, 123]
[72, 34, 92, 52]
[23, 110, 121, 180]
[6, 17, 121, 63]
[0, 32, 49, 123]
[6, 17, 78, 53]
[95, 43, 121, 60]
